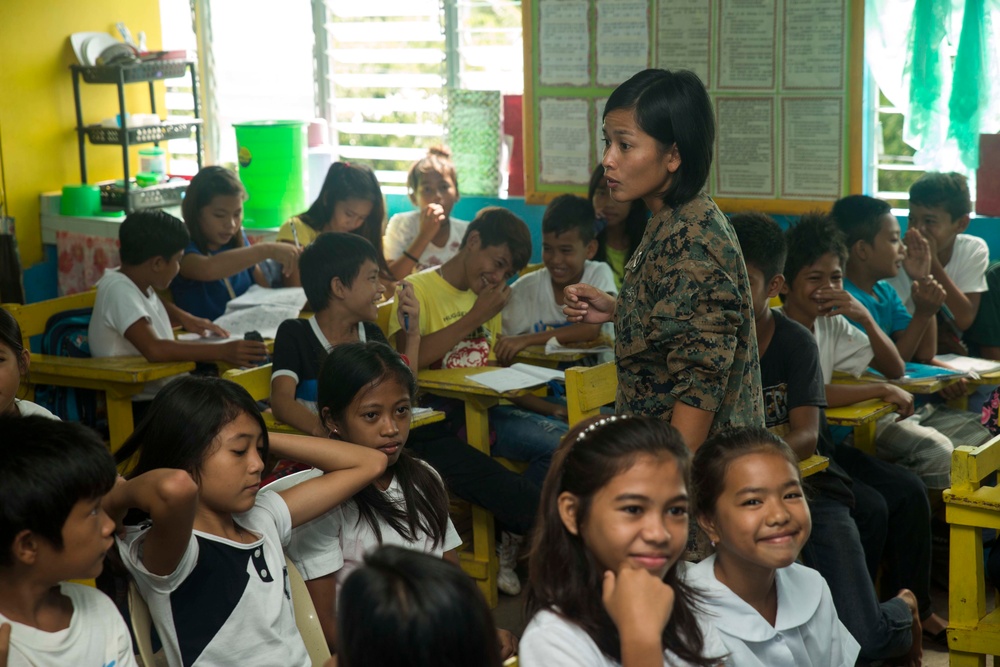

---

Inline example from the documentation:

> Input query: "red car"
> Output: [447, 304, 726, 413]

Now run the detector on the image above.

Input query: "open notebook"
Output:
[467, 363, 565, 393]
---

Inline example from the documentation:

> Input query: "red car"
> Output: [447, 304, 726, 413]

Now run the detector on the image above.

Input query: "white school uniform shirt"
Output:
[89, 269, 178, 400]
[777, 307, 873, 384]
[888, 233, 990, 312]
[383, 210, 470, 271]
[686, 555, 859, 667]
[13, 398, 59, 419]
[520, 607, 728, 667]
[502, 260, 618, 339]
[0, 582, 137, 667]
[284, 464, 462, 583]
[117, 492, 310, 667]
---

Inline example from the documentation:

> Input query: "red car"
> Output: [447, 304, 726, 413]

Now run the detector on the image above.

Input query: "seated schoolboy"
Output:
[271, 230, 541, 595]
[733, 212, 924, 662]
[888, 172, 988, 333]
[88, 210, 269, 396]
[387, 207, 563, 486]
[832, 195, 945, 363]
[271, 232, 417, 436]
[0, 416, 137, 667]
[497, 194, 616, 366]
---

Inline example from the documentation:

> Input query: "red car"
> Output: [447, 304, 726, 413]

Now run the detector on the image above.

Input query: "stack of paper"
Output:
[936, 354, 1000, 377]
[468, 363, 565, 393]
[225, 285, 308, 312]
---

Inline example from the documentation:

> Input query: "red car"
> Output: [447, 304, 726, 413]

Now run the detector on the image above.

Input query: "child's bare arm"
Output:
[784, 405, 821, 460]
[304, 575, 338, 651]
[103, 470, 199, 576]
[179, 243, 300, 282]
[270, 375, 326, 437]
[507, 394, 568, 421]
[123, 320, 268, 366]
[494, 323, 603, 366]
[825, 382, 914, 417]
[268, 433, 386, 528]
[162, 301, 229, 337]
[817, 288, 905, 378]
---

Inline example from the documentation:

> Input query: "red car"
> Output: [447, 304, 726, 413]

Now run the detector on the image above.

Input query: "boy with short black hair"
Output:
[733, 212, 925, 663]
[497, 194, 616, 366]
[88, 210, 268, 386]
[832, 194, 945, 363]
[0, 415, 137, 666]
[889, 172, 988, 331]
[271, 232, 418, 436]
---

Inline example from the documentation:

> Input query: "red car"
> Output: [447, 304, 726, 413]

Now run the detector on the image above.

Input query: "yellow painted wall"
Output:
[0, 1, 164, 267]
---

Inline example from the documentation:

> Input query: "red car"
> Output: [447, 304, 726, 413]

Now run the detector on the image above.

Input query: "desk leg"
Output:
[462, 399, 498, 608]
[947, 395, 970, 411]
[854, 422, 877, 456]
[948, 523, 986, 667]
[105, 394, 135, 455]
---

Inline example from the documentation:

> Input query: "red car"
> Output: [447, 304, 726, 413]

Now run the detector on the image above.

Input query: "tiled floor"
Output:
[492, 568, 988, 666]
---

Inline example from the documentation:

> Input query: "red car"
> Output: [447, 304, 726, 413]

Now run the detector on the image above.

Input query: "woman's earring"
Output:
[710, 540, 717, 548]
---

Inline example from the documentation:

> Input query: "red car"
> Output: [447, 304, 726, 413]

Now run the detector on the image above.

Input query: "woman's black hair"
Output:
[317, 342, 449, 547]
[115, 375, 269, 479]
[588, 164, 647, 267]
[298, 162, 387, 271]
[338, 546, 501, 667]
[0, 308, 28, 380]
[604, 69, 715, 209]
[181, 166, 247, 254]
[527, 415, 718, 666]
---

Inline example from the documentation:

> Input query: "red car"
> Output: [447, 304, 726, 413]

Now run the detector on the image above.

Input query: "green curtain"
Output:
[905, 0, 948, 142]
[948, 0, 988, 169]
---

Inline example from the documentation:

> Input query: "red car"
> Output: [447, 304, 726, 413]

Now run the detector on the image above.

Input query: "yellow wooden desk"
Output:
[27, 355, 194, 452]
[417, 366, 540, 607]
[825, 399, 897, 455]
[943, 370, 1000, 411]
[832, 370, 961, 395]
[513, 344, 591, 369]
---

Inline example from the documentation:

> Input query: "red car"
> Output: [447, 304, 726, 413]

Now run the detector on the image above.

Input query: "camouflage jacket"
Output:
[614, 193, 765, 434]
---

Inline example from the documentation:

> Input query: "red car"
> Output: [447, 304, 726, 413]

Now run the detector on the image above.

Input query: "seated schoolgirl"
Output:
[0, 308, 58, 419]
[282, 341, 517, 660]
[107, 375, 386, 667]
[688, 427, 869, 667]
[275, 162, 388, 287]
[170, 166, 302, 320]
[520, 415, 727, 667]
[588, 164, 646, 290]
[336, 546, 503, 667]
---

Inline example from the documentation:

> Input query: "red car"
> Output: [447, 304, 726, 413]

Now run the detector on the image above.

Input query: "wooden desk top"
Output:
[417, 367, 540, 398]
[29, 355, 195, 384]
[831, 371, 961, 395]
[825, 398, 897, 425]
[515, 345, 590, 363]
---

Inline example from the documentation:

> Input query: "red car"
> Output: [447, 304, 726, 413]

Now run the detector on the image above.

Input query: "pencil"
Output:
[291, 222, 301, 249]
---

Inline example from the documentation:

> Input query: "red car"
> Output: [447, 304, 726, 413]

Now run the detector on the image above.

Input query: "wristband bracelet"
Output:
[403, 250, 419, 262]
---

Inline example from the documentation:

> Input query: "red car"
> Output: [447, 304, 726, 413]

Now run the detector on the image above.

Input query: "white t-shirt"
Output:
[284, 464, 462, 583]
[13, 399, 59, 419]
[686, 555, 860, 667]
[0, 582, 137, 667]
[383, 210, 470, 271]
[520, 608, 728, 667]
[89, 269, 175, 357]
[117, 492, 310, 667]
[503, 260, 618, 338]
[777, 308, 873, 384]
[888, 233, 990, 312]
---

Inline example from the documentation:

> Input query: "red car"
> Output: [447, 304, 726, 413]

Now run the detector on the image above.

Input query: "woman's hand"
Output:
[563, 283, 616, 324]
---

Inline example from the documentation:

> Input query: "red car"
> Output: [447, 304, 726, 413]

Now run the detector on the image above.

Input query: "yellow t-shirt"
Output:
[605, 245, 627, 290]
[387, 269, 500, 369]
[275, 216, 320, 247]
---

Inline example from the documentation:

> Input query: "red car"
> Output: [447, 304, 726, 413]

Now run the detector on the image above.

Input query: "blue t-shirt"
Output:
[843, 277, 911, 336]
[170, 231, 256, 320]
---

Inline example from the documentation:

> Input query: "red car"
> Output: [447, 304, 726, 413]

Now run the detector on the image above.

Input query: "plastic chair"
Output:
[127, 581, 167, 667]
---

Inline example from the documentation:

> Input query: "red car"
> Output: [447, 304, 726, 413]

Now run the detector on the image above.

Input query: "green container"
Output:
[60, 184, 101, 216]
[233, 120, 308, 229]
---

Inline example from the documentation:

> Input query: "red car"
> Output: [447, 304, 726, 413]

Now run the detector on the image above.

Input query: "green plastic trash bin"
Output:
[233, 120, 308, 229]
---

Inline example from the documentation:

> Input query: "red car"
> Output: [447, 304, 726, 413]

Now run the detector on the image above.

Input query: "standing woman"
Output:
[565, 69, 763, 451]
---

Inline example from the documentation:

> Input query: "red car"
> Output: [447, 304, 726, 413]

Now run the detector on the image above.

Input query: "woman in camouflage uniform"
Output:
[564, 68, 764, 451]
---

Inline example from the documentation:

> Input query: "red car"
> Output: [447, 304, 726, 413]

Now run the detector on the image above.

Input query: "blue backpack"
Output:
[33, 307, 109, 437]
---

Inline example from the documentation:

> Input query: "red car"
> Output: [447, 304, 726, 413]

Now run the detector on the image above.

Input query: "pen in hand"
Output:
[291, 222, 301, 249]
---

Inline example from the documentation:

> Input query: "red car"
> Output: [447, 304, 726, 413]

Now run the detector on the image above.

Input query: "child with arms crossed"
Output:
[688, 428, 862, 667]
[109, 376, 386, 667]
[280, 342, 517, 660]
[520, 415, 726, 667]
[0, 417, 136, 667]
[171, 166, 300, 320]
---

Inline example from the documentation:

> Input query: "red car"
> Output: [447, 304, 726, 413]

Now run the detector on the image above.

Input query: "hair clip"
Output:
[575, 414, 630, 443]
